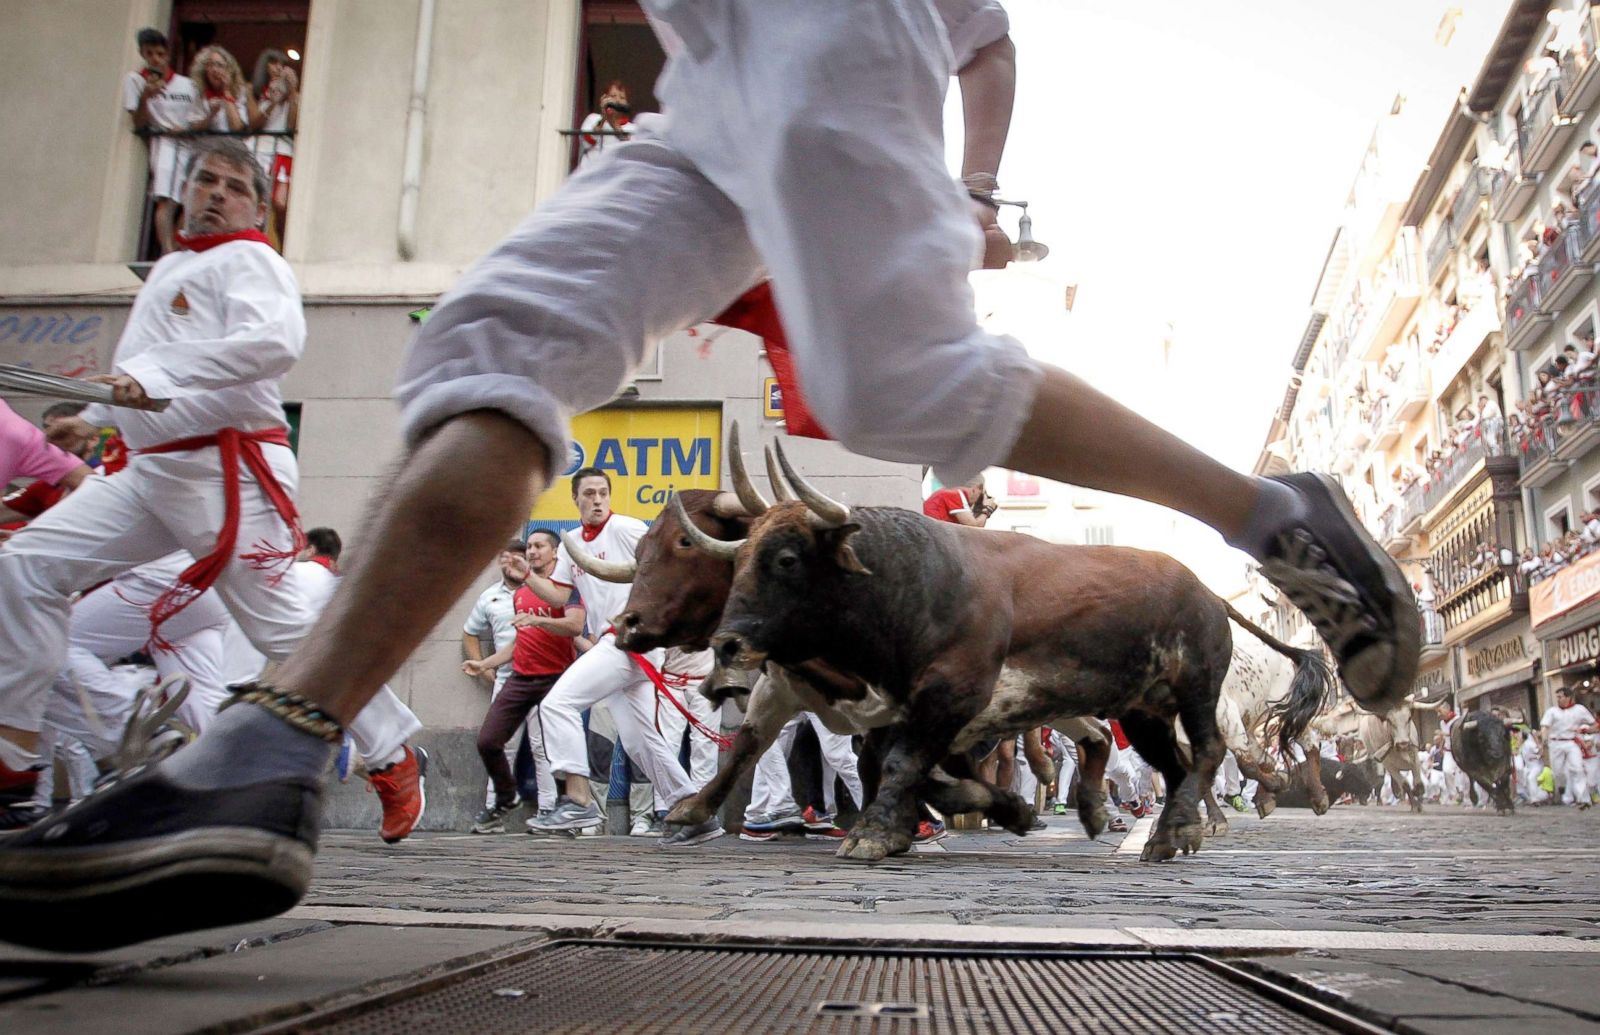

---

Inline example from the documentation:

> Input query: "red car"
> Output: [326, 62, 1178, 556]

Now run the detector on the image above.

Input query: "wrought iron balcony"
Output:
[1519, 74, 1577, 175]
[1537, 221, 1594, 315]
[1560, 5, 1600, 117]
[1504, 268, 1548, 351]
[1449, 164, 1488, 231]
[1425, 219, 1456, 282]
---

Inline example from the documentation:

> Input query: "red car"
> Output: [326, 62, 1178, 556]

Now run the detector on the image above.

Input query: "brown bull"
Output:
[704, 441, 1327, 863]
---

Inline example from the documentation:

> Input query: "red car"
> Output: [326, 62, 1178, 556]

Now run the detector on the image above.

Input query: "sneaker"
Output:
[1107, 816, 1129, 833]
[1029, 816, 1048, 831]
[1127, 802, 1149, 819]
[1051, 802, 1069, 816]
[0, 766, 323, 953]
[739, 825, 782, 842]
[630, 813, 664, 837]
[0, 802, 47, 833]
[742, 809, 806, 835]
[529, 796, 603, 832]
[1228, 794, 1249, 812]
[472, 797, 521, 835]
[660, 816, 724, 846]
[912, 819, 947, 844]
[800, 805, 836, 832]
[368, 745, 427, 844]
[0, 757, 41, 799]
[1255, 473, 1418, 710]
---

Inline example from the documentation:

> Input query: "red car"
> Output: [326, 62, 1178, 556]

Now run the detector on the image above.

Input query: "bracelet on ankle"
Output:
[223, 682, 345, 743]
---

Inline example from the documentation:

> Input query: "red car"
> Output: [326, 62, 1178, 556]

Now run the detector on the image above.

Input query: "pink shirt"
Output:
[0, 399, 82, 489]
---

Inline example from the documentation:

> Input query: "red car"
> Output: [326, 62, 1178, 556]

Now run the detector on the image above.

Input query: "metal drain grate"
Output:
[268, 942, 1378, 1035]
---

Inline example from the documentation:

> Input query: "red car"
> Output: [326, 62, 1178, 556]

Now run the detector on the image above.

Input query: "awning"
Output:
[1458, 663, 1536, 702]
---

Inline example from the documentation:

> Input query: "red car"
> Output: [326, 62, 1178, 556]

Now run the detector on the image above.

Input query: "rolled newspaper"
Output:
[0, 364, 169, 411]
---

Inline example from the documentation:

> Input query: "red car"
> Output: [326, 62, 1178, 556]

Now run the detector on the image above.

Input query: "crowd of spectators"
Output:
[1510, 339, 1598, 455]
[1517, 509, 1600, 584]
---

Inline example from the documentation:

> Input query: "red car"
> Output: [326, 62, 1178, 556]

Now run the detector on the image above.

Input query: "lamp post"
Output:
[993, 198, 1049, 262]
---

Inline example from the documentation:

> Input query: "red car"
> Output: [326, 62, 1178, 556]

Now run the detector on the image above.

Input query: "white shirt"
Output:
[219, 559, 336, 685]
[253, 90, 295, 158]
[464, 579, 521, 687]
[578, 111, 630, 167]
[122, 70, 200, 133]
[77, 242, 305, 449]
[1542, 703, 1597, 740]
[195, 92, 248, 133]
[551, 513, 648, 638]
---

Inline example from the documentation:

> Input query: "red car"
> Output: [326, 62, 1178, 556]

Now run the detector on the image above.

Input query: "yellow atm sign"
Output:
[530, 406, 722, 523]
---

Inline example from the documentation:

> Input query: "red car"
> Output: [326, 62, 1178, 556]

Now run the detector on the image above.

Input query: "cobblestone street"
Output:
[3, 804, 1596, 1032]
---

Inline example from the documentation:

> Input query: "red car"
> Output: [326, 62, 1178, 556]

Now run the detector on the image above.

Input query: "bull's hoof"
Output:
[1172, 822, 1204, 856]
[1140, 833, 1178, 863]
[837, 827, 910, 862]
[665, 797, 714, 826]
[1410, 800, 1424, 814]
[1496, 807, 1514, 816]
[1255, 795, 1277, 820]
[1004, 805, 1037, 837]
[1078, 802, 1109, 840]
[1206, 815, 1228, 837]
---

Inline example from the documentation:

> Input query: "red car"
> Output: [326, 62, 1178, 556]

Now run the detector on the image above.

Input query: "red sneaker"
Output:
[912, 819, 947, 844]
[368, 746, 427, 844]
[0, 757, 40, 797]
[800, 806, 836, 832]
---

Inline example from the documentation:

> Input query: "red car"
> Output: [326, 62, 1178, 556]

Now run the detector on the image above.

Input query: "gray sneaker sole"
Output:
[661, 825, 725, 847]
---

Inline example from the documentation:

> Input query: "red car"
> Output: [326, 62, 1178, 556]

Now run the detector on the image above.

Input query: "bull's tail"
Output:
[1223, 602, 1333, 752]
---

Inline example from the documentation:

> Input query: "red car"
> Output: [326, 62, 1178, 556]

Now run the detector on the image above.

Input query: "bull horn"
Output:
[772, 437, 851, 527]
[559, 528, 637, 584]
[764, 446, 796, 502]
[724, 421, 768, 516]
[672, 493, 742, 561]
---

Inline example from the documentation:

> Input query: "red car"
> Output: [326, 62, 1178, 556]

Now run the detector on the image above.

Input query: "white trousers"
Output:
[654, 675, 721, 791]
[746, 713, 864, 821]
[1550, 741, 1590, 804]
[0, 449, 307, 736]
[1214, 753, 1244, 798]
[539, 635, 694, 811]
[1442, 752, 1470, 805]
[395, 1, 1038, 488]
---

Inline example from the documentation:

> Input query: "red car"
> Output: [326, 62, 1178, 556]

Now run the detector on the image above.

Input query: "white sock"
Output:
[367, 745, 407, 771]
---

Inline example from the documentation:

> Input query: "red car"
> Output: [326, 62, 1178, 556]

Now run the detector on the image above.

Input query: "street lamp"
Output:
[993, 198, 1049, 262]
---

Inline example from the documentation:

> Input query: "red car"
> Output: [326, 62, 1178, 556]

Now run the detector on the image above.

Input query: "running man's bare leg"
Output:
[272, 412, 548, 724]
[1003, 367, 1259, 540]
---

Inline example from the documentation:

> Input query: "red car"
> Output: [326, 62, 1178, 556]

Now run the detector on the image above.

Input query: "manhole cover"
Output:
[264, 942, 1378, 1034]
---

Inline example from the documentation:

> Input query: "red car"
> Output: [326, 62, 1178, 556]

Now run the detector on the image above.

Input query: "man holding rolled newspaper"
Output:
[0, 138, 425, 857]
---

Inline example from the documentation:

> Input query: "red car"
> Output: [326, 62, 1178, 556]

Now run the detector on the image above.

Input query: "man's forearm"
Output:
[524, 572, 568, 607]
[461, 633, 485, 663]
[958, 35, 1016, 180]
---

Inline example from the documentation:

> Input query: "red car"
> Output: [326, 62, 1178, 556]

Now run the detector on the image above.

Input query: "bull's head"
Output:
[584, 422, 767, 652]
[707, 439, 871, 670]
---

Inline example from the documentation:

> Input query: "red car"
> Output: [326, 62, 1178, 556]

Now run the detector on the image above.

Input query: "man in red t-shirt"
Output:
[463, 529, 585, 832]
[922, 476, 992, 527]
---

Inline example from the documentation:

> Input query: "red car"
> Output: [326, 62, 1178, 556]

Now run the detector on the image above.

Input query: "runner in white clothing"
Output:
[218, 527, 428, 842]
[1541, 688, 1597, 808]
[524, 467, 721, 843]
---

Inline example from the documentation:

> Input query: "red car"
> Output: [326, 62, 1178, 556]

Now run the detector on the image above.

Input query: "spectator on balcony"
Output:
[248, 50, 298, 248]
[1518, 546, 1541, 582]
[1462, 258, 1496, 312]
[1452, 405, 1478, 450]
[1564, 140, 1599, 203]
[189, 46, 249, 136]
[1476, 394, 1505, 454]
[578, 80, 634, 169]
[123, 28, 199, 255]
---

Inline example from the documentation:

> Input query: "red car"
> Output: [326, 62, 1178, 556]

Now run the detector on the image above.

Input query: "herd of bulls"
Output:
[562, 424, 1516, 862]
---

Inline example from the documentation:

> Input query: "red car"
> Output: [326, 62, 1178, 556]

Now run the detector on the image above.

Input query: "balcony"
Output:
[1388, 362, 1430, 423]
[1581, 180, 1600, 263]
[1490, 148, 1540, 223]
[1449, 164, 1488, 234]
[1420, 607, 1446, 659]
[1431, 303, 1498, 391]
[1504, 269, 1550, 351]
[1519, 75, 1580, 175]
[1424, 219, 1456, 283]
[1399, 479, 1426, 536]
[1419, 428, 1517, 519]
[1517, 413, 1570, 488]
[1536, 222, 1595, 315]
[1427, 488, 1527, 643]
[1559, 6, 1600, 118]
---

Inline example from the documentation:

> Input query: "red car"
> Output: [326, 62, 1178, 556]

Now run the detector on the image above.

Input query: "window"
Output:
[1548, 499, 1573, 538]
[569, 2, 666, 172]
[1082, 524, 1115, 546]
[135, 1, 310, 259]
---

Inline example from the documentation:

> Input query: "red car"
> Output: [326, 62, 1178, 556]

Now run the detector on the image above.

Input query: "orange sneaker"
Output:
[368, 746, 427, 844]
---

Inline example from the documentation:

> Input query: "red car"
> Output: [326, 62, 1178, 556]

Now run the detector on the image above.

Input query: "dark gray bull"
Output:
[1450, 710, 1515, 814]
[569, 426, 1101, 841]
[705, 442, 1330, 863]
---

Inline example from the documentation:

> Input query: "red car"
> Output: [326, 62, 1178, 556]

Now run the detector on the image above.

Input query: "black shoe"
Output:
[1257, 473, 1418, 711]
[0, 768, 323, 953]
[472, 797, 521, 835]
[0, 802, 47, 833]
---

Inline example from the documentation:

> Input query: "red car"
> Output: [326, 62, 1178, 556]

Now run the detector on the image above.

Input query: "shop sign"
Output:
[1530, 549, 1600, 626]
[529, 405, 721, 528]
[1414, 663, 1454, 699]
[1462, 630, 1530, 680]
[1545, 621, 1600, 672]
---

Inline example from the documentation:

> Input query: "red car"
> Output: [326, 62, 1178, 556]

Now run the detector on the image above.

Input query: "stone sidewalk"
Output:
[2, 804, 1596, 1032]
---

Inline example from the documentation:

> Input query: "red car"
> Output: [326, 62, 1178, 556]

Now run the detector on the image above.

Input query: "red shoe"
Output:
[800, 806, 836, 832]
[368, 746, 427, 844]
[0, 757, 40, 798]
[912, 819, 947, 844]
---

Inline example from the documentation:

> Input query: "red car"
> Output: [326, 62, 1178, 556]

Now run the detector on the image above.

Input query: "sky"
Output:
[948, 0, 1513, 471]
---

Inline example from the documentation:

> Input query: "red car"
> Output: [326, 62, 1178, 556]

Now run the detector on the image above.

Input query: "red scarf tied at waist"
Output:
[606, 627, 733, 750]
[138, 427, 305, 650]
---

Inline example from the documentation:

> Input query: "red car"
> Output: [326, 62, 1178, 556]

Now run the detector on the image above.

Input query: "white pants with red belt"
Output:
[1551, 740, 1590, 804]
[538, 634, 695, 811]
[0, 447, 417, 766]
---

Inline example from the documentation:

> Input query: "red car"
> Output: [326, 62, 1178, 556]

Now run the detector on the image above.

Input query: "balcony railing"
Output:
[1517, 381, 1600, 480]
[1420, 607, 1445, 646]
[1504, 268, 1543, 346]
[1425, 219, 1456, 281]
[1518, 74, 1569, 174]
[1489, 150, 1539, 224]
[135, 128, 295, 261]
[1560, 5, 1600, 116]
[1449, 165, 1487, 230]
[1420, 426, 1512, 517]
[1539, 221, 1590, 295]
[1428, 490, 1527, 636]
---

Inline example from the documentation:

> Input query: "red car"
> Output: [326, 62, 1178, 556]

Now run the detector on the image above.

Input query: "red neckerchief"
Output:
[175, 228, 273, 252]
[145, 67, 176, 85]
[580, 514, 611, 542]
[204, 86, 236, 104]
[306, 554, 339, 575]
